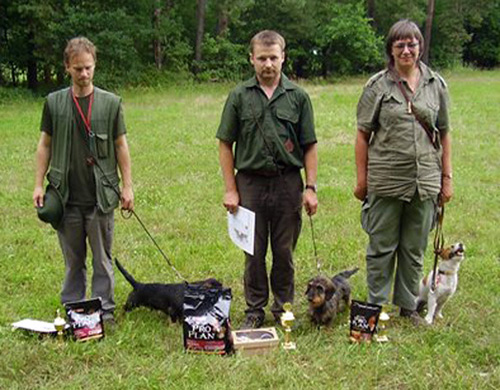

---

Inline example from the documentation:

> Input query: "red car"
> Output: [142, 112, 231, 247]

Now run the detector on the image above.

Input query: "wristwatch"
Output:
[305, 184, 317, 193]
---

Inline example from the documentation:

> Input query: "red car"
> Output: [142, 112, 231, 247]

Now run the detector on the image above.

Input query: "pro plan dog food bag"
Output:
[65, 298, 105, 342]
[349, 300, 381, 343]
[183, 284, 232, 355]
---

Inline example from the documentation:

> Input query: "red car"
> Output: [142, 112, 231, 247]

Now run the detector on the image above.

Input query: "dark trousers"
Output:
[236, 169, 303, 319]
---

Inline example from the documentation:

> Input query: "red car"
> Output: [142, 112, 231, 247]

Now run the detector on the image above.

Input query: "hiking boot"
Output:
[400, 308, 426, 327]
[240, 314, 264, 329]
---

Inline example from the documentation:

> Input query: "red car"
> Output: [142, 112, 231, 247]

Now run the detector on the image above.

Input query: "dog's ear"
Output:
[305, 282, 313, 295]
[439, 247, 452, 260]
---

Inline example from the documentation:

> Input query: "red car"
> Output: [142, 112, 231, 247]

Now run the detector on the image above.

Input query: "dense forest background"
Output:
[1, 0, 499, 90]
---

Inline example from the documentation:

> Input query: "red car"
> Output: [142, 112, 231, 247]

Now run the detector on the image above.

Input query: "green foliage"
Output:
[463, 1, 500, 68]
[195, 35, 250, 81]
[316, 2, 383, 75]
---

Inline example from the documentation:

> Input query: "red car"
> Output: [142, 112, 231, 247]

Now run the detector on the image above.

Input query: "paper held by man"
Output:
[227, 206, 255, 255]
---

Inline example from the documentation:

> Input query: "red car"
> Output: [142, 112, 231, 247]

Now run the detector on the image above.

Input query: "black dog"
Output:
[305, 268, 359, 326]
[115, 259, 222, 322]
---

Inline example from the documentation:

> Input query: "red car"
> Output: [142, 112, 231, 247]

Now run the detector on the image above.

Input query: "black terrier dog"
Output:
[115, 259, 222, 322]
[305, 268, 359, 326]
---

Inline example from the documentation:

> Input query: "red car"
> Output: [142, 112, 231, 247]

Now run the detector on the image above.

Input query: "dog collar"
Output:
[438, 270, 455, 276]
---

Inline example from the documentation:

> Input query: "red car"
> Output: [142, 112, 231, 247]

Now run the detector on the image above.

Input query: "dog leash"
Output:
[431, 196, 445, 291]
[71, 96, 186, 282]
[308, 215, 321, 273]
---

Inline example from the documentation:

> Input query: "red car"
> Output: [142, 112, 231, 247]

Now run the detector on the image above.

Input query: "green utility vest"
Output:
[46, 87, 121, 213]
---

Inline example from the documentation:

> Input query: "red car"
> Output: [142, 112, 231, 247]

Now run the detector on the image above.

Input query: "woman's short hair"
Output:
[385, 19, 424, 67]
[64, 37, 97, 65]
[250, 30, 286, 54]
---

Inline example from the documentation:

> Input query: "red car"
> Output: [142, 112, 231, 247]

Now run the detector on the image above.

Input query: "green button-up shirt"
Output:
[357, 63, 450, 201]
[216, 74, 316, 172]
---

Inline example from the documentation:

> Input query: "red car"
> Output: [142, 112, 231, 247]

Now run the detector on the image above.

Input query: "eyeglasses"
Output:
[393, 42, 419, 51]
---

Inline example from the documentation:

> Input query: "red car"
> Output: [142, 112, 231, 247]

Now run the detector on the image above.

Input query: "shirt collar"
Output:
[243, 73, 297, 90]
[386, 62, 436, 84]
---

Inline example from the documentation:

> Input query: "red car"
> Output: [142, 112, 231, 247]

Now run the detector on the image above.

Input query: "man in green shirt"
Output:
[217, 30, 318, 328]
[33, 37, 134, 323]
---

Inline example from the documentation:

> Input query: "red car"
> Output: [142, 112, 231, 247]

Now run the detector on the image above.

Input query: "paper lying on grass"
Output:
[12, 319, 69, 334]
[227, 206, 255, 255]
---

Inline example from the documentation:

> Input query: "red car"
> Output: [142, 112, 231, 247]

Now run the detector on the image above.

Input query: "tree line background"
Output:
[1, 0, 499, 91]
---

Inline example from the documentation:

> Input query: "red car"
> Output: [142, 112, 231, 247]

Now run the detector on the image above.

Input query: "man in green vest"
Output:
[217, 30, 318, 328]
[33, 37, 134, 323]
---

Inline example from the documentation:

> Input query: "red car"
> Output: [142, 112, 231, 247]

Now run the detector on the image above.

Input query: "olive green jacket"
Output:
[357, 63, 450, 201]
[46, 87, 121, 213]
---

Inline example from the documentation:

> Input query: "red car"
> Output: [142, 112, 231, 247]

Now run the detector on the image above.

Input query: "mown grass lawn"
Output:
[0, 68, 499, 389]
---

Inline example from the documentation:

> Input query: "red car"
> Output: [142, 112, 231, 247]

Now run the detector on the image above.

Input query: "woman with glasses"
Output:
[354, 19, 453, 325]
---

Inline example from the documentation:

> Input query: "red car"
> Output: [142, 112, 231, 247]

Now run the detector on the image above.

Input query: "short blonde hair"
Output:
[64, 37, 96, 65]
[250, 30, 286, 53]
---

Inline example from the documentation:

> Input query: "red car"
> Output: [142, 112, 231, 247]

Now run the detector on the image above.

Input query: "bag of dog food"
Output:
[183, 284, 233, 355]
[65, 298, 105, 342]
[349, 300, 381, 343]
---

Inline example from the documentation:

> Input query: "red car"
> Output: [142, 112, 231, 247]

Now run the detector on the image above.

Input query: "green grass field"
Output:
[0, 69, 499, 389]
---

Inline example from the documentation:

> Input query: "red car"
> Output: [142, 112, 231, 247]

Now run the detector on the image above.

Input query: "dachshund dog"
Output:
[115, 259, 222, 322]
[305, 268, 359, 326]
[416, 243, 465, 324]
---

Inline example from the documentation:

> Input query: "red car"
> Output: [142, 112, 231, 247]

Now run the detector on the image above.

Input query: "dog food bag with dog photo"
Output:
[65, 298, 105, 342]
[183, 285, 232, 355]
[349, 300, 381, 343]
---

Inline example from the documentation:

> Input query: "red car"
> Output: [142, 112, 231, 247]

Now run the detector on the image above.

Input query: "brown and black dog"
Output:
[115, 259, 222, 322]
[305, 268, 359, 326]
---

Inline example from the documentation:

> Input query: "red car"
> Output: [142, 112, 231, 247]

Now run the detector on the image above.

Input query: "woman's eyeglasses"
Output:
[393, 42, 419, 51]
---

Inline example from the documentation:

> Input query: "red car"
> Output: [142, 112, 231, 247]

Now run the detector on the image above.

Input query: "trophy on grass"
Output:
[281, 302, 296, 350]
[53, 309, 66, 342]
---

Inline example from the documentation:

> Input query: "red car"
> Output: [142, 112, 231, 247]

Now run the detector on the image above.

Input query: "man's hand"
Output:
[303, 189, 318, 216]
[223, 190, 239, 214]
[353, 183, 367, 201]
[33, 186, 44, 208]
[121, 185, 134, 211]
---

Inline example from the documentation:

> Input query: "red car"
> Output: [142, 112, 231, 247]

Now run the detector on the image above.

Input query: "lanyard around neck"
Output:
[71, 88, 94, 136]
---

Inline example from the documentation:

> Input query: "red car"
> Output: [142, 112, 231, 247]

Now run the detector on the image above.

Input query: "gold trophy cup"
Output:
[375, 306, 390, 343]
[54, 309, 66, 342]
[280, 302, 296, 350]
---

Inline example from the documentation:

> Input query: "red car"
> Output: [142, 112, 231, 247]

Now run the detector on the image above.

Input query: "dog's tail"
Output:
[334, 267, 359, 280]
[115, 258, 138, 288]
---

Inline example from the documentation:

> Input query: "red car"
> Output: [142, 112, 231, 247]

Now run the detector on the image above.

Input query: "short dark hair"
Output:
[249, 30, 286, 54]
[64, 37, 96, 65]
[385, 19, 424, 67]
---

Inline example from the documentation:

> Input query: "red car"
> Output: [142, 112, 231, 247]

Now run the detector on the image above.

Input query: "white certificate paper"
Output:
[227, 206, 255, 255]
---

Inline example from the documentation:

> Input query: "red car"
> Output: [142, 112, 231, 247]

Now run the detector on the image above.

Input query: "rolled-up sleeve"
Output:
[357, 87, 381, 134]
[437, 81, 451, 135]
[216, 90, 239, 142]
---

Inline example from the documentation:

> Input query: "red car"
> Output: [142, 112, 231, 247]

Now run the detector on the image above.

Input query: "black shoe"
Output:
[240, 314, 264, 329]
[400, 308, 426, 327]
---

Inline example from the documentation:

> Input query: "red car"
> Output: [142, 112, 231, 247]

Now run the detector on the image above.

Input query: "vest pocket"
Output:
[95, 133, 109, 158]
[97, 171, 120, 212]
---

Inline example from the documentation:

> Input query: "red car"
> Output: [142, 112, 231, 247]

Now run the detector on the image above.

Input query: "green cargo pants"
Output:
[362, 193, 435, 310]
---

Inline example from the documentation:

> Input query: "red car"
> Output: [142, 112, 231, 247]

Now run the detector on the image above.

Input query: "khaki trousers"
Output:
[236, 170, 303, 319]
[57, 205, 115, 314]
[362, 193, 435, 310]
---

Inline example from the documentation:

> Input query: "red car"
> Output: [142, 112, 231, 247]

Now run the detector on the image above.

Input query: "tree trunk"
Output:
[153, 7, 163, 69]
[367, 0, 376, 27]
[194, 0, 207, 65]
[27, 30, 37, 90]
[423, 0, 435, 64]
[216, 8, 229, 37]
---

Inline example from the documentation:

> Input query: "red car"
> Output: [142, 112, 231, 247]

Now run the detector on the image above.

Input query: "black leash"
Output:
[308, 215, 321, 273]
[71, 91, 186, 282]
[431, 196, 445, 291]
